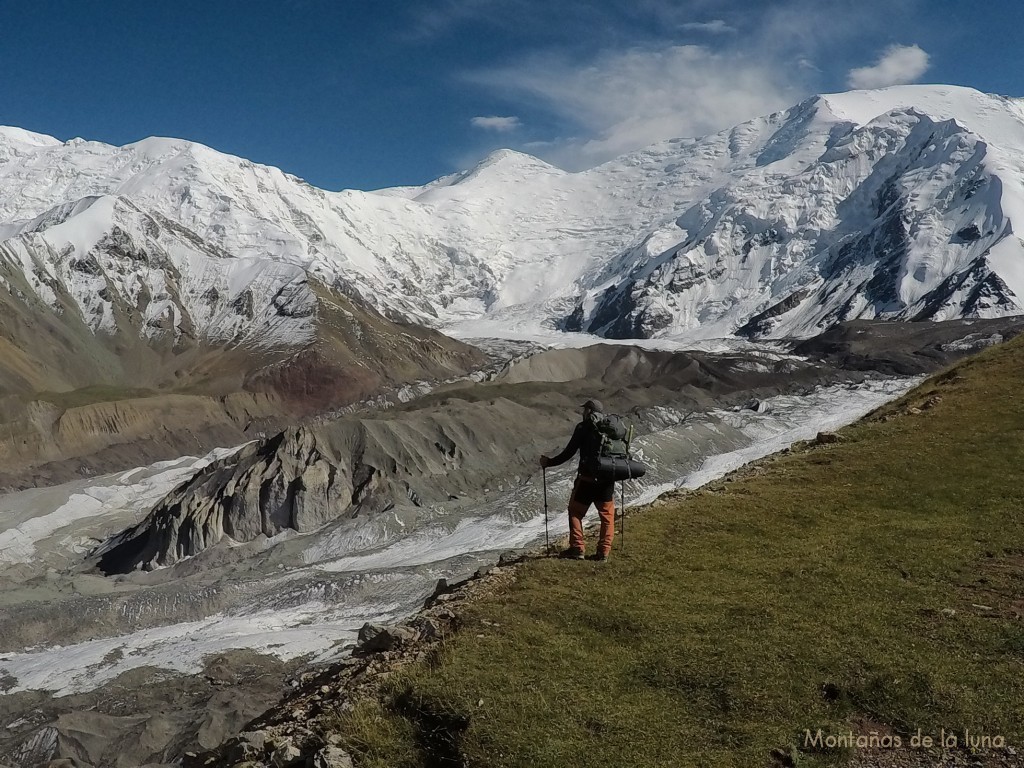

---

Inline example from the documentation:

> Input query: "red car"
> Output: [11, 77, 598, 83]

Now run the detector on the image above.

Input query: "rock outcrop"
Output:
[93, 427, 355, 573]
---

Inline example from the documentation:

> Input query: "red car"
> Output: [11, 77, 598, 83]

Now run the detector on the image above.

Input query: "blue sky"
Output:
[2, 0, 1021, 190]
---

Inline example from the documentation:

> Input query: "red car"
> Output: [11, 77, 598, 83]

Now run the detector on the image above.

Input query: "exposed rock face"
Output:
[94, 427, 361, 573]
[0, 226, 484, 489]
[0, 651, 299, 768]
[90, 392, 548, 573]
[791, 316, 1024, 375]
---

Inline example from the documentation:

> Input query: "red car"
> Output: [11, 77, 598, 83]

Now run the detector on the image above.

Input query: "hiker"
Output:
[539, 399, 615, 561]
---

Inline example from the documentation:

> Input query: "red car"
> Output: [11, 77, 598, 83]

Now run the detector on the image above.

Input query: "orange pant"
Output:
[567, 478, 615, 555]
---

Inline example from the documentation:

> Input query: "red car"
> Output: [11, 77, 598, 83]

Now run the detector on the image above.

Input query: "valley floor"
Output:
[323, 336, 1024, 767]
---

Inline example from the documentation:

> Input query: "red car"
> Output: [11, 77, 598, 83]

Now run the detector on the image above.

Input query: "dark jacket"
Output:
[547, 417, 603, 475]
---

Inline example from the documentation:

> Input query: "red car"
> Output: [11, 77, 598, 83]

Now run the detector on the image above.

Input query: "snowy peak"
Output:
[412, 148, 564, 201]
[1, 84, 1024, 347]
[0, 125, 62, 148]
[574, 90, 1024, 340]
[0, 189, 485, 421]
[461, 148, 562, 177]
[819, 85, 1024, 145]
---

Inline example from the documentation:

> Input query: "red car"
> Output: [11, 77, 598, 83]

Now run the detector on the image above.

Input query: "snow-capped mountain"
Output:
[0, 163, 486, 483]
[2, 194, 314, 345]
[581, 86, 1024, 339]
[1, 84, 1023, 347]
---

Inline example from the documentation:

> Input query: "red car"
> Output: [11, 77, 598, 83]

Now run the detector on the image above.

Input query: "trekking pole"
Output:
[621, 424, 635, 553]
[542, 466, 550, 555]
[617, 467, 624, 554]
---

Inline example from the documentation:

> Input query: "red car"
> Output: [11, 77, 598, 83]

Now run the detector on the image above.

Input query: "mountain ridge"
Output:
[1, 84, 1022, 349]
[0, 188, 485, 487]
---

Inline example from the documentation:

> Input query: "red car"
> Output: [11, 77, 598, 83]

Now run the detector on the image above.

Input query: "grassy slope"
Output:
[335, 336, 1024, 768]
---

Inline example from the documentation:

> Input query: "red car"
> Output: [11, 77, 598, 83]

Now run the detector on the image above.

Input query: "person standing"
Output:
[539, 399, 615, 561]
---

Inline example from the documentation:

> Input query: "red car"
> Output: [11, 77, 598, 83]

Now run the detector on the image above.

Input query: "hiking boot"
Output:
[586, 552, 609, 562]
[559, 547, 585, 560]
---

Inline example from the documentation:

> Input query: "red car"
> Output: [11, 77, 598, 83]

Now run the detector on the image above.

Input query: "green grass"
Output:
[329, 336, 1024, 767]
[35, 385, 159, 409]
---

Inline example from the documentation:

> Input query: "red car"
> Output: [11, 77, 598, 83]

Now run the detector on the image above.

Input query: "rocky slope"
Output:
[0, 649, 303, 768]
[0, 195, 484, 487]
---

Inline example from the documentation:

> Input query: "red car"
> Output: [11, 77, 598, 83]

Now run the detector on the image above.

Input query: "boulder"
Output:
[312, 746, 354, 768]
[270, 741, 301, 767]
[356, 623, 418, 653]
[409, 617, 443, 642]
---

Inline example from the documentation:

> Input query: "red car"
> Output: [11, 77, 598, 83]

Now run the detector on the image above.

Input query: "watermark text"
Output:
[804, 728, 1008, 751]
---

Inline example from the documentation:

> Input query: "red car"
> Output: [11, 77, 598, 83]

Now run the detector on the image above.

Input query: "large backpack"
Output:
[586, 413, 647, 481]
[594, 414, 629, 459]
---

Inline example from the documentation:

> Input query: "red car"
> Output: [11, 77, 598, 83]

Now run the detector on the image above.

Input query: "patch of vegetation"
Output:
[329, 336, 1024, 767]
[35, 385, 159, 409]
[326, 699, 423, 768]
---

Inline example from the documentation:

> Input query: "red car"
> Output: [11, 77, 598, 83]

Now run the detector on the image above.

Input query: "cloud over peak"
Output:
[680, 19, 737, 34]
[471, 115, 523, 131]
[466, 44, 803, 170]
[847, 44, 930, 89]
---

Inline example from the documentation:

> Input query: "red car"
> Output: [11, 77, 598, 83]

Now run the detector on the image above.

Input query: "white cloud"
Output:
[403, 0, 504, 39]
[466, 45, 804, 170]
[847, 44, 930, 89]
[470, 115, 523, 131]
[680, 19, 736, 34]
